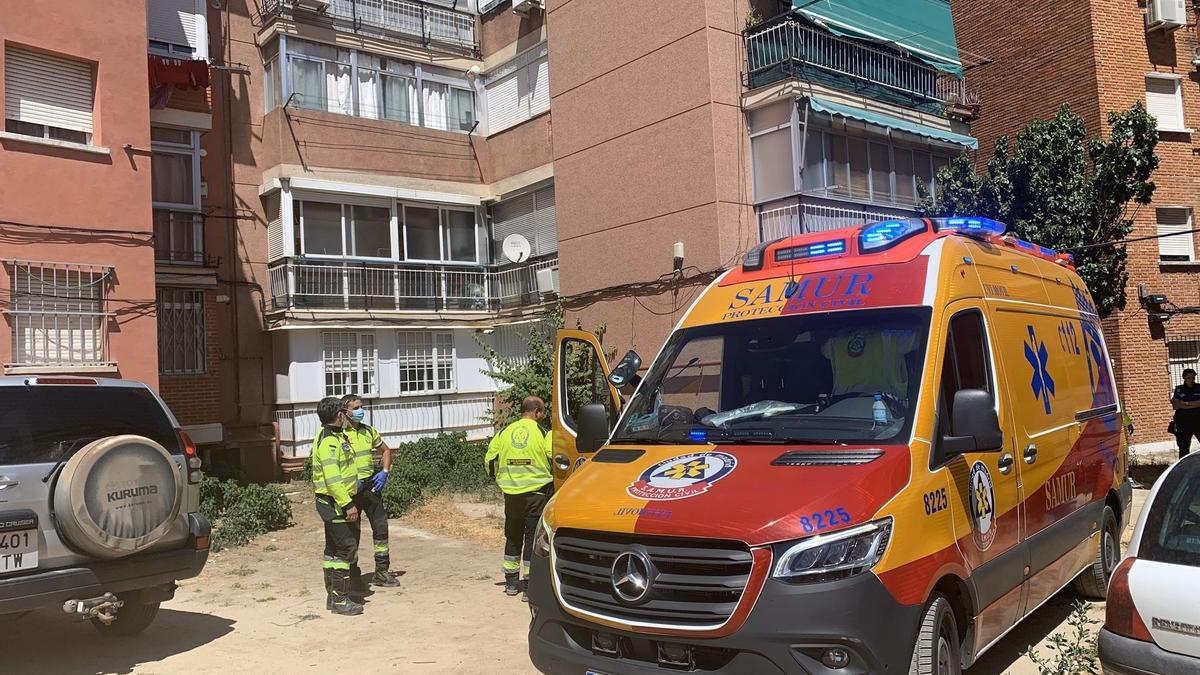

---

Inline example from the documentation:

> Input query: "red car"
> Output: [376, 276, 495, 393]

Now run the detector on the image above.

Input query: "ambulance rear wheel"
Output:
[1073, 505, 1118, 600]
[909, 593, 961, 675]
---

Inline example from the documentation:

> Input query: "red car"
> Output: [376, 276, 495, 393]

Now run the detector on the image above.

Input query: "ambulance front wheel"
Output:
[909, 592, 962, 675]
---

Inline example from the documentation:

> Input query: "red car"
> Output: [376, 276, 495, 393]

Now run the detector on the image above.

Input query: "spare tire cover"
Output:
[53, 434, 182, 559]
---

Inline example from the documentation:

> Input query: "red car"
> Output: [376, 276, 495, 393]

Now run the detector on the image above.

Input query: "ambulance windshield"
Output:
[610, 307, 931, 446]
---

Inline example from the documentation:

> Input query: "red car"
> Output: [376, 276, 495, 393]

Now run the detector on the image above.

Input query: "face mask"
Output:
[349, 408, 366, 423]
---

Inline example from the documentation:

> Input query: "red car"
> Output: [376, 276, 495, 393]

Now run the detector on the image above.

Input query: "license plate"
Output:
[0, 509, 38, 574]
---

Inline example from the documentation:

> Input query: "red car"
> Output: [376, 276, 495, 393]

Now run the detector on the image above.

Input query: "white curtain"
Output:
[382, 74, 414, 124]
[327, 63, 352, 116]
[423, 81, 448, 131]
[358, 69, 380, 120]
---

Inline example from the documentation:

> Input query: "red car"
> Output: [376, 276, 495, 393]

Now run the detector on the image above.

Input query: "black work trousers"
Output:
[1176, 423, 1199, 460]
[502, 483, 552, 577]
[351, 481, 390, 572]
[316, 494, 361, 597]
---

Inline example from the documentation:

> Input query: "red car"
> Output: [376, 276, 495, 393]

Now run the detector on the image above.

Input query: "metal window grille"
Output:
[6, 260, 112, 368]
[398, 330, 454, 394]
[322, 331, 377, 397]
[157, 289, 206, 374]
[1168, 337, 1200, 391]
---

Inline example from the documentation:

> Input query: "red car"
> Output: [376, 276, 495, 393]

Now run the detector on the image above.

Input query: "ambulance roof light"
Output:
[936, 216, 1007, 238]
[859, 219, 928, 252]
[741, 239, 775, 271]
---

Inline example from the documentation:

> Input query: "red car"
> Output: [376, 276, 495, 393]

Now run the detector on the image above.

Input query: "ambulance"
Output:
[527, 216, 1134, 674]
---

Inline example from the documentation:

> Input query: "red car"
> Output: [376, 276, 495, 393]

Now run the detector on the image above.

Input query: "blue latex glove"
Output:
[371, 470, 389, 492]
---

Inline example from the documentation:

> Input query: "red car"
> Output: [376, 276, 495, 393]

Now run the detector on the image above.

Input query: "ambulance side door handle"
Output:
[1023, 444, 1038, 464]
[997, 453, 1014, 475]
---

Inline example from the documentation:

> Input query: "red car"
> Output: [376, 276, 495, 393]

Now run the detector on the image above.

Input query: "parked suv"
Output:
[0, 376, 210, 635]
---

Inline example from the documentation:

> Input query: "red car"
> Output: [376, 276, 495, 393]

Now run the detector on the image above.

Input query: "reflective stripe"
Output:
[503, 560, 520, 572]
[323, 560, 351, 570]
[374, 543, 389, 553]
[331, 519, 346, 524]
[521, 562, 530, 576]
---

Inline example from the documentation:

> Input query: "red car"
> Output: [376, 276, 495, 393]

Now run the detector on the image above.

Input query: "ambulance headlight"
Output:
[772, 518, 892, 582]
[533, 516, 553, 557]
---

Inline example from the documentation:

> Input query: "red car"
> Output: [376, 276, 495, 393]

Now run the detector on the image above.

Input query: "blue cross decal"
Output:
[1024, 325, 1055, 414]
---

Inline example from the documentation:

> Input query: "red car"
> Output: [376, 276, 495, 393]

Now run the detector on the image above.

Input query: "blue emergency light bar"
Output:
[859, 219, 928, 252]
[774, 238, 847, 263]
[688, 429, 708, 442]
[936, 216, 1007, 237]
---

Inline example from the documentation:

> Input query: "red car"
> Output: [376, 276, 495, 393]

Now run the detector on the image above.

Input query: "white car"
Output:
[1100, 452, 1200, 674]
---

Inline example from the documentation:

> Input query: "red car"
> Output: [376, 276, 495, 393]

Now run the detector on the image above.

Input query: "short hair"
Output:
[341, 393, 362, 406]
[317, 396, 345, 424]
[521, 396, 545, 414]
[1185, 368, 1197, 378]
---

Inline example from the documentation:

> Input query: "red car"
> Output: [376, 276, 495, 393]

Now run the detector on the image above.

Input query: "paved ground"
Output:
[2, 488, 1149, 674]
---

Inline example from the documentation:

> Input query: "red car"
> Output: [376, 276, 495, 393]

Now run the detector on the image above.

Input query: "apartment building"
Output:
[0, 2, 158, 385]
[953, 0, 1200, 459]
[545, 0, 977, 359]
[202, 0, 558, 473]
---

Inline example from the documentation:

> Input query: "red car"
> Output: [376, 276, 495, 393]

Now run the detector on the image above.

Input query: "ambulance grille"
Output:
[771, 450, 883, 466]
[552, 529, 752, 628]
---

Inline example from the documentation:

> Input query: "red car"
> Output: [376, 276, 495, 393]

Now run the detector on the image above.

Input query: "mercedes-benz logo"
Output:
[611, 549, 655, 604]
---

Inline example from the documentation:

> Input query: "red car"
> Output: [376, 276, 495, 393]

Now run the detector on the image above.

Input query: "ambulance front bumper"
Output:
[526, 553, 922, 675]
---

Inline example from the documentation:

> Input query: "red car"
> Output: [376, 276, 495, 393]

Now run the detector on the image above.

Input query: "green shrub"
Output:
[200, 477, 293, 551]
[377, 432, 497, 517]
[1025, 600, 1100, 675]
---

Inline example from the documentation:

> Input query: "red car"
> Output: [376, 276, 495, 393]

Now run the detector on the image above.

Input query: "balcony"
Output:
[261, 0, 477, 56]
[745, 16, 969, 113]
[154, 211, 219, 267]
[267, 255, 557, 313]
[758, 200, 913, 242]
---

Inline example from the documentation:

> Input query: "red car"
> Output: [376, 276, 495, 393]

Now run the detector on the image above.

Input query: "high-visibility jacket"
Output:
[485, 418, 552, 495]
[312, 425, 359, 508]
[346, 422, 384, 479]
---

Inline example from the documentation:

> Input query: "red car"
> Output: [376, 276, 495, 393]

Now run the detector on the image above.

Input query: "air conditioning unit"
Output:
[290, 0, 331, 13]
[536, 266, 559, 295]
[1147, 0, 1187, 30]
[512, 0, 543, 16]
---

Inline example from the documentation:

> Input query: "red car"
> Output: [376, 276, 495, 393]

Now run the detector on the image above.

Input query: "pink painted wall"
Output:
[0, 0, 157, 387]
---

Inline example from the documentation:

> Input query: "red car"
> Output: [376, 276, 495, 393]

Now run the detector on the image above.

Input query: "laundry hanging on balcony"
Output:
[790, 0, 962, 76]
[148, 55, 210, 109]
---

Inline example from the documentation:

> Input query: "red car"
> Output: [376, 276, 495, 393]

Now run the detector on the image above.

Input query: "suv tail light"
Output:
[178, 430, 203, 484]
[1105, 557, 1153, 642]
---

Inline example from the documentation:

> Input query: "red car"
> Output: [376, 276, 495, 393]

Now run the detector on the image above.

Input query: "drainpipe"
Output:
[437, 394, 445, 434]
[222, 0, 244, 427]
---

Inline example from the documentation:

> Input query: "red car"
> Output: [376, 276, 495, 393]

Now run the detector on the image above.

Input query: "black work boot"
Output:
[505, 573, 520, 596]
[329, 571, 364, 616]
[371, 570, 400, 587]
[349, 566, 373, 598]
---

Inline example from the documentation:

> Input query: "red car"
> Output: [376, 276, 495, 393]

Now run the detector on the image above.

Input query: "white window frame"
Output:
[1157, 206, 1196, 264]
[1145, 73, 1189, 134]
[397, 331, 455, 395]
[401, 204, 482, 265]
[157, 289, 205, 375]
[296, 198, 397, 261]
[151, 126, 202, 211]
[321, 331, 378, 398]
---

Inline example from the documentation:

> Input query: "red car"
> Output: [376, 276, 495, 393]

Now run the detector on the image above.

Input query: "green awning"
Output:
[807, 96, 978, 149]
[792, 0, 962, 76]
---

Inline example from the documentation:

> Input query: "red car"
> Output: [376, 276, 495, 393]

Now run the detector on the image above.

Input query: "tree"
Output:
[921, 103, 1159, 317]
[477, 304, 613, 430]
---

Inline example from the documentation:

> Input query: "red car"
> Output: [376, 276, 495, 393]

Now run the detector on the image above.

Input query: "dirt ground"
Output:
[2, 488, 1149, 675]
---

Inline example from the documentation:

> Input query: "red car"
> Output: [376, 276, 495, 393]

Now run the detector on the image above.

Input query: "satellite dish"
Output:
[502, 234, 532, 263]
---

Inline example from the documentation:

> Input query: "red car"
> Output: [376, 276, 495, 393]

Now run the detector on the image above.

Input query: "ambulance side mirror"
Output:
[944, 389, 1003, 454]
[576, 403, 610, 453]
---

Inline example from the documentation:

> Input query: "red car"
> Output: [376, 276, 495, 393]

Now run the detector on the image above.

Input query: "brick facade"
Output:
[954, 0, 1200, 455]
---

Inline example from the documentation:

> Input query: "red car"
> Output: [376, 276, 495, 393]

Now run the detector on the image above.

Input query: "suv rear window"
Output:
[0, 386, 180, 465]
[1140, 459, 1200, 567]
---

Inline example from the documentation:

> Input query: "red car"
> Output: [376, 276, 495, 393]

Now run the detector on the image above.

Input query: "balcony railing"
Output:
[154, 210, 219, 267]
[261, 0, 477, 55]
[746, 16, 964, 109]
[267, 256, 557, 312]
[759, 201, 912, 242]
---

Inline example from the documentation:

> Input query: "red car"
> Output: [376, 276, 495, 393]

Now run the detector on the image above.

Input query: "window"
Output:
[404, 206, 441, 260]
[153, 210, 204, 264]
[397, 331, 454, 394]
[157, 289, 205, 374]
[1146, 75, 1186, 132]
[1138, 462, 1200, 567]
[1157, 207, 1195, 263]
[1168, 338, 1200, 390]
[7, 261, 110, 367]
[275, 38, 476, 133]
[292, 197, 480, 263]
[4, 46, 94, 146]
[322, 332, 377, 397]
[560, 337, 619, 434]
[147, 0, 205, 58]
[801, 123, 952, 207]
[483, 50, 549, 135]
[937, 310, 992, 443]
[298, 201, 394, 258]
[151, 126, 199, 209]
[491, 185, 557, 258]
[443, 209, 478, 262]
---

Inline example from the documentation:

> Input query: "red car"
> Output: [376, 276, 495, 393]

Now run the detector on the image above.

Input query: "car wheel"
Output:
[909, 593, 962, 675]
[1074, 505, 1119, 600]
[90, 598, 160, 637]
